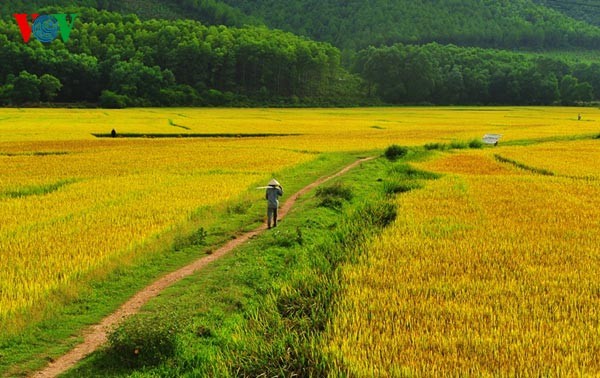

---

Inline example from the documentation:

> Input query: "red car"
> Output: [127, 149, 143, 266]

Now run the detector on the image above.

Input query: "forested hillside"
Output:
[1, 1, 599, 107]
[0, 0, 256, 28]
[3, 0, 600, 50]
[354, 43, 600, 105]
[215, 0, 600, 50]
[534, 0, 600, 27]
[0, 8, 359, 107]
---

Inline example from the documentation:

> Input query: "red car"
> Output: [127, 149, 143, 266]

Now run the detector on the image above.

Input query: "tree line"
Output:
[1, 7, 600, 107]
[354, 43, 599, 106]
[0, 8, 360, 107]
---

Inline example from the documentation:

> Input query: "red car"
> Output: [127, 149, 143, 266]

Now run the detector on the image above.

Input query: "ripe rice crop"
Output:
[0, 138, 313, 323]
[1, 107, 598, 150]
[1, 106, 599, 360]
[326, 151, 600, 375]
[489, 140, 600, 179]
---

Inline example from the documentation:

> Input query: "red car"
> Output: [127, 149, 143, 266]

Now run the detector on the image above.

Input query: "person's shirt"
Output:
[266, 186, 283, 207]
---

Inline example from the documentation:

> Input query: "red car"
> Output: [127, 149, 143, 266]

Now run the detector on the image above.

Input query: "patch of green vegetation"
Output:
[0, 151, 69, 157]
[424, 142, 447, 151]
[107, 308, 185, 368]
[502, 133, 598, 146]
[63, 150, 435, 377]
[91, 133, 302, 138]
[384, 144, 409, 161]
[468, 139, 484, 148]
[424, 139, 484, 151]
[315, 182, 353, 210]
[383, 178, 424, 195]
[389, 164, 441, 180]
[167, 119, 191, 130]
[494, 154, 555, 176]
[1, 178, 78, 199]
[0, 152, 359, 376]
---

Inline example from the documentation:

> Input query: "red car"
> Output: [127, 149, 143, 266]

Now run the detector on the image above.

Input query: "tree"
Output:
[560, 75, 591, 105]
[10, 71, 41, 104]
[99, 90, 129, 108]
[40, 74, 63, 102]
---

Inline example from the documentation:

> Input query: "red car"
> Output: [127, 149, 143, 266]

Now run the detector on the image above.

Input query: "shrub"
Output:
[173, 227, 208, 251]
[468, 139, 484, 148]
[318, 197, 344, 210]
[357, 200, 397, 228]
[99, 90, 129, 109]
[316, 182, 353, 210]
[227, 199, 251, 215]
[107, 310, 184, 368]
[450, 140, 468, 149]
[424, 142, 447, 150]
[316, 182, 353, 201]
[384, 145, 409, 161]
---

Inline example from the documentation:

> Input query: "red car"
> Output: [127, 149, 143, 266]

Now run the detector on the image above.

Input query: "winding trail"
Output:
[33, 156, 374, 378]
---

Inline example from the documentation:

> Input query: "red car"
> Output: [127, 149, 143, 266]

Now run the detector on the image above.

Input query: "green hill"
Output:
[3, 0, 600, 50]
[212, 0, 600, 50]
[534, 0, 600, 27]
[2, 1, 600, 107]
[0, 0, 257, 27]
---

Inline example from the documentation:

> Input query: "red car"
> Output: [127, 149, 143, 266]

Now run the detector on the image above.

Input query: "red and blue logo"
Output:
[13, 14, 78, 43]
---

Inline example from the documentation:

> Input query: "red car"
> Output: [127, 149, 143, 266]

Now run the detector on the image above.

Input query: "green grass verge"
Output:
[0, 152, 361, 377]
[501, 133, 599, 147]
[0, 178, 79, 199]
[91, 133, 302, 138]
[61, 153, 435, 376]
[494, 154, 555, 176]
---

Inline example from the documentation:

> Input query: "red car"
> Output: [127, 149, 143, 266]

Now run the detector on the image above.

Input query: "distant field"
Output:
[1, 107, 600, 374]
[1, 107, 598, 147]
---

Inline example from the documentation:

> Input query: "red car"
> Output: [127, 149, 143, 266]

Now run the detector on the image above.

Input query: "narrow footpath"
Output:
[33, 156, 374, 377]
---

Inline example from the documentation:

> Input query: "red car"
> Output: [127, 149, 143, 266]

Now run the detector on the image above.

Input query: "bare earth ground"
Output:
[33, 157, 374, 378]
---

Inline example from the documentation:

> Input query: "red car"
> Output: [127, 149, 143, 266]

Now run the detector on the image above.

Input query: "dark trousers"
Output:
[267, 206, 278, 227]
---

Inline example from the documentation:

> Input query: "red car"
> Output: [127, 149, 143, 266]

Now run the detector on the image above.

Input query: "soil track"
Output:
[33, 156, 374, 377]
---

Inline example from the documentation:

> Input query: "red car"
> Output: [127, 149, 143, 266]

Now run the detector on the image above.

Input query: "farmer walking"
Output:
[265, 179, 283, 229]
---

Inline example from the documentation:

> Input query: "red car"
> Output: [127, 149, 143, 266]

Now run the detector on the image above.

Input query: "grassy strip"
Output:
[63, 154, 431, 376]
[424, 139, 484, 151]
[167, 119, 191, 130]
[91, 133, 302, 138]
[0, 152, 359, 376]
[501, 133, 599, 146]
[0, 151, 69, 157]
[424, 133, 599, 151]
[494, 154, 555, 176]
[1, 178, 79, 199]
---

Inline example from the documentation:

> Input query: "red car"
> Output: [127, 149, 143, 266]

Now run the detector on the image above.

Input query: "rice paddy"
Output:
[1, 106, 600, 374]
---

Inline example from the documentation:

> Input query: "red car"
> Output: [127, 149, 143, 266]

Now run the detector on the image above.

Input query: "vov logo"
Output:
[13, 13, 78, 43]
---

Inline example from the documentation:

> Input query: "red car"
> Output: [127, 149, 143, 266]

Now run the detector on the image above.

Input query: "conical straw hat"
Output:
[268, 179, 280, 186]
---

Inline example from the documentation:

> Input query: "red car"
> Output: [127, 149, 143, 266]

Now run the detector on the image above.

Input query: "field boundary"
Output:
[33, 156, 375, 378]
[91, 133, 302, 138]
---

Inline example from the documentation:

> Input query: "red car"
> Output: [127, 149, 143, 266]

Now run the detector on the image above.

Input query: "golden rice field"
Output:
[0, 139, 314, 322]
[490, 140, 600, 179]
[326, 144, 600, 375]
[1, 107, 599, 149]
[1, 106, 600, 373]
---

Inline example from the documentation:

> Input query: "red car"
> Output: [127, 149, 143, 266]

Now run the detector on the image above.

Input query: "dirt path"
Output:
[33, 156, 374, 378]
